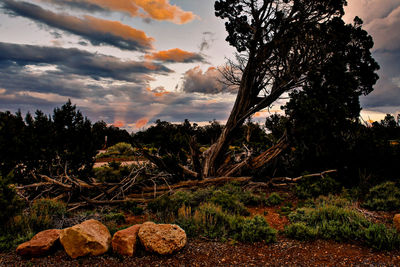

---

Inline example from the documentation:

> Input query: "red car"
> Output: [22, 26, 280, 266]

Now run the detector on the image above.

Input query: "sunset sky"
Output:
[0, 0, 399, 131]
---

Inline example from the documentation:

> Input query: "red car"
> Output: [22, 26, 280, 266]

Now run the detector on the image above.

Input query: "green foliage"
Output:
[294, 174, 340, 199]
[108, 142, 134, 155]
[148, 184, 275, 242]
[0, 198, 67, 251]
[104, 212, 125, 224]
[94, 163, 132, 183]
[364, 223, 400, 250]
[285, 195, 400, 250]
[177, 203, 276, 243]
[119, 201, 144, 215]
[265, 192, 283, 206]
[28, 199, 67, 232]
[210, 190, 249, 216]
[285, 222, 318, 241]
[362, 182, 400, 211]
[97, 142, 136, 160]
[0, 173, 24, 229]
[147, 183, 261, 219]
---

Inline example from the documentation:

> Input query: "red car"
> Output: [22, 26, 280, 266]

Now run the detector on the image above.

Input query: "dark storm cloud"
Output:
[344, 1, 400, 113]
[40, 0, 108, 13]
[181, 66, 237, 94]
[1, 0, 154, 51]
[0, 42, 172, 82]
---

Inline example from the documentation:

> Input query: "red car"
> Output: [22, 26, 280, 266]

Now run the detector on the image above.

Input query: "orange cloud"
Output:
[135, 118, 149, 128]
[55, 0, 197, 24]
[135, 0, 197, 24]
[113, 120, 125, 127]
[146, 86, 170, 97]
[84, 15, 154, 49]
[145, 48, 203, 63]
[3, 0, 154, 51]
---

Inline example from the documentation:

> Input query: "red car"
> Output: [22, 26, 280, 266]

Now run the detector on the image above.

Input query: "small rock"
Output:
[138, 222, 186, 255]
[16, 229, 61, 257]
[60, 219, 111, 259]
[394, 214, 400, 231]
[112, 224, 141, 256]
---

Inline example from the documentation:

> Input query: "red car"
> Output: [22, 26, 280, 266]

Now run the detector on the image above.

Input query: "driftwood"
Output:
[17, 160, 336, 212]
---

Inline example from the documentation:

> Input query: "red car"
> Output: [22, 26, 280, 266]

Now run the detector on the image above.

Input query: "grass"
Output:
[147, 183, 276, 243]
[0, 198, 67, 251]
[362, 182, 400, 211]
[284, 195, 400, 250]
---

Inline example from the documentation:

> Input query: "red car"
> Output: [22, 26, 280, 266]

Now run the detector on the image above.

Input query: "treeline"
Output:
[1, 100, 399, 187]
[0, 100, 130, 183]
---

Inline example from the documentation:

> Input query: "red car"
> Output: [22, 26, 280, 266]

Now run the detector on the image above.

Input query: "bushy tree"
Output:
[197, 0, 379, 177]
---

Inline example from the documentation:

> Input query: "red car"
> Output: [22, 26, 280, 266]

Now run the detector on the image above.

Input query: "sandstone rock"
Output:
[394, 214, 400, 231]
[16, 229, 61, 257]
[112, 224, 141, 256]
[138, 222, 186, 255]
[59, 219, 111, 259]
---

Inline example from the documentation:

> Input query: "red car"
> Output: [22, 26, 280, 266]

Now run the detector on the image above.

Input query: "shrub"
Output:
[147, 183, 261, 219]
[104, 212, 125, 224]
[108, 142, 135, 156]
[177, 203, 276, 243]
[94, 163, 132, 183]
[294, 174, 340, 199]
[362, 182, 400, 211]
[285, 222, 318, 241]
[285, 195, 400, 250]
[265, 192, 283, 206]
[0, 173, 24, 229]
[210, 190, 249, 215]
[0, 198, 67, 251]
[29, 199, 67, 232]
[119, 201, 144, 215]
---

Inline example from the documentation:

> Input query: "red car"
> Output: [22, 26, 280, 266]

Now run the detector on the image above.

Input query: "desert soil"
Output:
[1, 237, 400, 266]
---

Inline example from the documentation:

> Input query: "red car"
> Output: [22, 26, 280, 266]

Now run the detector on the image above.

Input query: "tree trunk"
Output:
[202, 61, 256, 177]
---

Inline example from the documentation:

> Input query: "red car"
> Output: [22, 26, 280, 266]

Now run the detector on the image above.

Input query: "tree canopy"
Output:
[200, 0, 379, 177]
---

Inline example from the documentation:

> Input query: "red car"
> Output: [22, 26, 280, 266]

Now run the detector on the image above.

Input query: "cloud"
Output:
[40, 0, 197, 24]
[2, 0, 154, 51]
[364, 6, 400, 51]
[181, 66, 237, 94]
[0, 42, 171, 82]
[199, 32, 216, 52]
[344, 1, 400, 114]
[135, 117, 149, 128]
[344, 0, 400, 24]
[145, 48, 204, 63]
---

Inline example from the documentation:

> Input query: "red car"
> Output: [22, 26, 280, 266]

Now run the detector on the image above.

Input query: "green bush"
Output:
[119, 201, 144, 215]
[294, 174, 340, 199]
[285, 195, 400, 250]
[362, 182, 400, 211]
[147, 183, 261, 219]
[29, 199, 67, 232]
[108, 142, 134, 155]
[0, 198, 67, 251]
[104, 212, 125, 224]
[265, 192, 283, 206]
[177, 203, 276, 243]
[210, 190, 249, 215]
[94, 163, 132, 183]
[285, 222, 318, 241]
[0, 173, 24, 229]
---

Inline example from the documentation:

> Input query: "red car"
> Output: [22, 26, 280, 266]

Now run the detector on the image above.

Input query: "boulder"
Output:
[59, 219, 111, 259]
[16, 229, 61, 257]
[394, 214, 400, 231]
[138, 222, 186, 255]
[112, 224, 141, 256]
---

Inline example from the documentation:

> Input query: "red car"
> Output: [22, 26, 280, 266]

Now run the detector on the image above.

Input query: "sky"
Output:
[0, 0, 399, 132]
